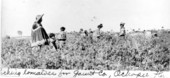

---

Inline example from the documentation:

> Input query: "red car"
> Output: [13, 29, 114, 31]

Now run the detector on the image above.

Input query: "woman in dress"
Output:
[31, 14, 49, 48]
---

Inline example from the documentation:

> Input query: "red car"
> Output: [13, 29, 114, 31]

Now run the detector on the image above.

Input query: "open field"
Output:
[1, 30, 170, 71]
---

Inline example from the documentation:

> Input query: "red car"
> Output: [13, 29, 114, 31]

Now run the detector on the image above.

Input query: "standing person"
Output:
[88, 28, 93, 34]
[93, 24, 103, 41]
[119, 22, 126, 39]
[79, 28, 85, 37]
[116, 22, 126, 45]
[57, 27, 67, 49]
[88, 28, 93, 38]
[79, 28, 84, 34]
[31, 14, 49, 48]
[88, 28, 93, 42]
[84, 30, 88, 36]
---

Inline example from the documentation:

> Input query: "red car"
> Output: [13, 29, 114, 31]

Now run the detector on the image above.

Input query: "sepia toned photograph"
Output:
[1, 0, 170, 72]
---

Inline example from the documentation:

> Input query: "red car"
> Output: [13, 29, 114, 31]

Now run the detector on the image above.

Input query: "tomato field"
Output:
[1, 30, 170, 71]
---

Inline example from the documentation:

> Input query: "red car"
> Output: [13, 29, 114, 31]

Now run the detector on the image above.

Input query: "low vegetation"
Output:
[1, 30, 170, 71]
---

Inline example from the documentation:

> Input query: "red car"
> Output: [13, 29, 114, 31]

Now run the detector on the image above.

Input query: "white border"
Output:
[0, 68, 170, 78]
[1, 0, 169, 78]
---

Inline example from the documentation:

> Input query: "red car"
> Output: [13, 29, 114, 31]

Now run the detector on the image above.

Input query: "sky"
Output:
[1, 0, 170, 37]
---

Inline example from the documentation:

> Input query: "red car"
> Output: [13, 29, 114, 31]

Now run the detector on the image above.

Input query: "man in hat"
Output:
[93, 24, 103, 41]
[116, 22, 126, 45]
[57, 27, 67, 49]
[119, 22, 126, 38]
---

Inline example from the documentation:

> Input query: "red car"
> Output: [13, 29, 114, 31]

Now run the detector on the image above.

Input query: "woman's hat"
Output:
[36, 14, 44, 21]
[120, 22, 125, 26]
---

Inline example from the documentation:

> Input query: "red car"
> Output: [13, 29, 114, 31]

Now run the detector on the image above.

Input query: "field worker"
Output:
[119, 22, 126, 39]
[49, 33, 58, 50]
[84, 30, 88, 36]
[57, 27, 67, 49]
[79, 29, 88, 38]
[31, 14, 49, 48]
[116, 22, 126, 45]
[88, 29, 93, 42]
[93, 24, 103, 41]
[79, 28, 85, 37]
[89, 28, 93, 33]
[79, 28, 84, 34]
[88, 29, 93, 37]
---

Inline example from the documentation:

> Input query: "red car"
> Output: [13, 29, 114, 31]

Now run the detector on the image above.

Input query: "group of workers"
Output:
[31, 14, 126, 50]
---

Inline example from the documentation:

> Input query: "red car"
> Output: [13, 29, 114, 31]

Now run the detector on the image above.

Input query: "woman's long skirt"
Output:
[31, 27, 49, 47]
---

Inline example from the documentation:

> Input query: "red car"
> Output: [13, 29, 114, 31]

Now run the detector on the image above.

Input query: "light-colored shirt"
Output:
[93, 29, 101, 37]
[58, 31, 66, 39]
[120, 27, 126, 36]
